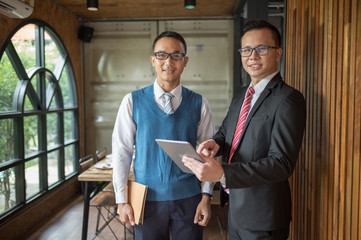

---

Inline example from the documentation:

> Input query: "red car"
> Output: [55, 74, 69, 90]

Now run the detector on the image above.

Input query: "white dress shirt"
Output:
[112, 80, 215, 203]
[249, 71, 278, 109]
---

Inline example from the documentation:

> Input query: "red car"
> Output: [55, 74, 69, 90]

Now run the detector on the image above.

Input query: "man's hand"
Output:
[182, 152, 224, 182]
[197, 139, 219, 158]
[117, 203, 135, 226]
[194, 194, 211, 226]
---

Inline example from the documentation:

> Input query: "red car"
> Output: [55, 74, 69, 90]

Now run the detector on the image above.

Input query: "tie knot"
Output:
[248, 86, 255, 95]
[163, 92, 173, 101]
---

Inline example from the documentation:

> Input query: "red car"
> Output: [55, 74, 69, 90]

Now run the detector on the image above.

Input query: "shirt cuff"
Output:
[201, 192, 212, 198]
[201, 181, 215, 195]
[114, 186, 128, 204]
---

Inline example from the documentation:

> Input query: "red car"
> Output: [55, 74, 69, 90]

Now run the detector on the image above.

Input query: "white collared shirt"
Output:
[112, 80, 215, 203]
[249, 71, 278, 110]
[154, 80, 182, 112]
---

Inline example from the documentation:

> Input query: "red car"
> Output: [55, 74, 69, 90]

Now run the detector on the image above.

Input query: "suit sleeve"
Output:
[223, 89, 306, 189]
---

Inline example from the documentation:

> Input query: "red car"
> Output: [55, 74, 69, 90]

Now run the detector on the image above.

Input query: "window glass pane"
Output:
[28, 74, 40, 109]
[0, 119, 14, 162]
[0, 53, 19, 112]
[24, 115, 38, 156]
[44, 30, 61, 73]
[48, 150, 59, 186]
[64, 111, 74, 141]
[24, 94, 34, 111]
[65, 144, 76, 176]
[59, 66, 75, 107]
[11, 24, 36, 71]
[32, 75, 39, 99]
[47, 113, 58, 147]
[45, 76, 51, 104]
[46, 75, 60, 110]
[49, 94, 57, 109]
[25, 158, 40, 199]
[0, 167, 16, 214]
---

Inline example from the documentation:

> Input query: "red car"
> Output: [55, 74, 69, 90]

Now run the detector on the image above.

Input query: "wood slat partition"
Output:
[285, 0, 361, 239]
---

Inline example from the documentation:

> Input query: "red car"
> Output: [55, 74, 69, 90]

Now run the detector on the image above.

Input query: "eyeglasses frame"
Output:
[153, 51, 186, 60]
[238, 45, 279, 57]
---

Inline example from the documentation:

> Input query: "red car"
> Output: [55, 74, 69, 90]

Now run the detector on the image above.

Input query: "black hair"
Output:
[152, 31, 187, 54]
[242, 19, 282, 47]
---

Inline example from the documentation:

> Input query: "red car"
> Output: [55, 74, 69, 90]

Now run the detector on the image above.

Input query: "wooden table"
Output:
[78, 159, 134, 240]
[78, 162, 113, 182]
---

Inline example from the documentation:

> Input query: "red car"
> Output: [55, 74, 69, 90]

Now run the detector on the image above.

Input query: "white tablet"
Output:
[155, 139, 205, 174]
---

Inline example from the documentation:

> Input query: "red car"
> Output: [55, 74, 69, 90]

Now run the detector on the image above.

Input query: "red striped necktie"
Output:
[228, 86, 255, 163]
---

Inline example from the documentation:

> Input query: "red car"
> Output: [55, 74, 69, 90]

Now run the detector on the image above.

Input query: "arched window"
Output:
[0, 20, 79, 217]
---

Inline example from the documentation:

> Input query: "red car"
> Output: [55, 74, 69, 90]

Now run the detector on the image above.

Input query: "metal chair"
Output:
[95, 147, 113, 192]
[79, 154, 95, 173]
[79, 154, 101, 198]
[94, 147, 116, 226]
[95, 147, 107, 162]
[79, 154, 133, 239]
[90, 191, 134, 239]
[103, 182, 114, 191]
[87, 149, 134, 239]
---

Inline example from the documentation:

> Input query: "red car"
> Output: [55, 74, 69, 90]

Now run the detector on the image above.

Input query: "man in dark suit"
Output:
[182, 19, 306, 239]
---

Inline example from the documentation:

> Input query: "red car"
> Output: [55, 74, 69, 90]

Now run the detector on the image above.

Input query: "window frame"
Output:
[0, 19, 79, 219]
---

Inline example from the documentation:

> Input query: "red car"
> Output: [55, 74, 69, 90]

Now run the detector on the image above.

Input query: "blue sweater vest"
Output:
[132, 84, 202, 201]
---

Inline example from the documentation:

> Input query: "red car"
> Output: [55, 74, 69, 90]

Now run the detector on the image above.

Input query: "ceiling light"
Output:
[184, 0, 196, 9]
[87, 0, 98, 11]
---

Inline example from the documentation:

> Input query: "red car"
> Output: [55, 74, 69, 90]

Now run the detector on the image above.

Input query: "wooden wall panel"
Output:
[286, 0, 361, 239]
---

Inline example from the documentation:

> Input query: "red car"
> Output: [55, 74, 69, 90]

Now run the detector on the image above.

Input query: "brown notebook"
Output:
[128, 181, 148, 225]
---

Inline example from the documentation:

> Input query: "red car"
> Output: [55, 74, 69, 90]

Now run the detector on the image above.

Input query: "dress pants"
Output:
[228, 212, 289, 240]
[134, 194, 203, 240]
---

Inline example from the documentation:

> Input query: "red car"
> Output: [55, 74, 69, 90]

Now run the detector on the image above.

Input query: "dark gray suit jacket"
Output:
[213, 73, 306, 231]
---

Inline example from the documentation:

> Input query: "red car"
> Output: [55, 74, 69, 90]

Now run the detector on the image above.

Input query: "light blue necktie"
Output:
[163, 93, 174, 114]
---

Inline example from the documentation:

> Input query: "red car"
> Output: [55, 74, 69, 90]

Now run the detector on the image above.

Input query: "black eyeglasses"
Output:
[153, 51, 185, 60]
[238, 45, 279, 57]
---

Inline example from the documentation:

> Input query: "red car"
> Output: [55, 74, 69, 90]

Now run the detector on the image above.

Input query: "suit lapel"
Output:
[235, 74, 282, 149]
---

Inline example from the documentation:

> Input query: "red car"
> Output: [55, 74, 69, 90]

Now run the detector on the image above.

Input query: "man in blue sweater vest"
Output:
[112, 31, 215, 240]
